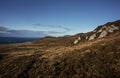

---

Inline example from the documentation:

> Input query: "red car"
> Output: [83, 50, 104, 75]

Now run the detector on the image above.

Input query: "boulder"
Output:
[74, 39, 79, 45]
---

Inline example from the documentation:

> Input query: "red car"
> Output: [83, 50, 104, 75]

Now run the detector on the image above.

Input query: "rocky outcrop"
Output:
[73, 20, 120, 45]
[98, 30, 108, 38]
[74, 36, 81, 44]
[96, 24, 119, 38]
[88, 34, 96, 40]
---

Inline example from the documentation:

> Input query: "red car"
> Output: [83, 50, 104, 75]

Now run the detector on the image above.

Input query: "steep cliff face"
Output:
[73, 20, 120, 44]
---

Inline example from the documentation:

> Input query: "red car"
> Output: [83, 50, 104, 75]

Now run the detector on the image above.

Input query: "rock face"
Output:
[73, 20, 120, 44]
[88, 34, 96, 40]
[98, 30, 108, 38]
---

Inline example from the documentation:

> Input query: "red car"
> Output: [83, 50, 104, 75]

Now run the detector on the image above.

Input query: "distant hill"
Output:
[0, 20, 120, 78]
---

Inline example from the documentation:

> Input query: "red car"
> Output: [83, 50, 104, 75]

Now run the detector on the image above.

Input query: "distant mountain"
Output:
[62, 35, 71, 37]
[0, 20, 120, 78]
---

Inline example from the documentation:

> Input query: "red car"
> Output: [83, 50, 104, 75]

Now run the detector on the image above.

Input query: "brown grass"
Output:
[0, 31, 120, 78]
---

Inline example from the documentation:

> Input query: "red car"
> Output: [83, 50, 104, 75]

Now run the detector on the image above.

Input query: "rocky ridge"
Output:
[74, 20, 120, 44]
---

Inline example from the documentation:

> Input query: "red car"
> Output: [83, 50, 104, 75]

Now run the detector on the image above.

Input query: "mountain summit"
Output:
[0, 20, 120, 78]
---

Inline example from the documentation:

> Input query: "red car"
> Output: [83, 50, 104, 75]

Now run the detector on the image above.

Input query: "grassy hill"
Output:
[0, 20, 120, 78]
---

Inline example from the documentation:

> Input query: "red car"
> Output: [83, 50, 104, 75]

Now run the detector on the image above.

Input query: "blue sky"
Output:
[0, 0, 120, 37]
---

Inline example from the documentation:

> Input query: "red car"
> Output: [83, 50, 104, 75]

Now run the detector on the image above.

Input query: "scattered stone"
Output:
[86, 36, 88, 40]
[74, 39, 79, 45]
[73, 36, 81, 45]
[78, 36, 81, 40]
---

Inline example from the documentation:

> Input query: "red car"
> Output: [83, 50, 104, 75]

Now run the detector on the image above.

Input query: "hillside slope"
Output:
[0, 20, 120, 78]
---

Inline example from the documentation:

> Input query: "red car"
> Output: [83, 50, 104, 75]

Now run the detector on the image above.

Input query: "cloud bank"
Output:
[0, 26, 47, 37]
[34, 24, 71, 32]
[0, 25, 71, 37]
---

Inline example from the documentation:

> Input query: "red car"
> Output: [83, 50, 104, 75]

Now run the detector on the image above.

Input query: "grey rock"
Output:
[98, 30, 108, 38]
[89, 34, 96, 40]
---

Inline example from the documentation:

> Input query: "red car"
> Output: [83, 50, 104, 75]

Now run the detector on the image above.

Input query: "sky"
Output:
[0, 0, 120, 37]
